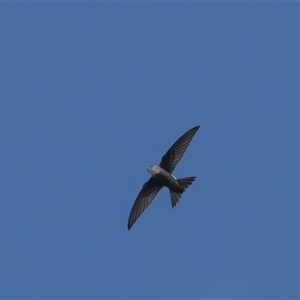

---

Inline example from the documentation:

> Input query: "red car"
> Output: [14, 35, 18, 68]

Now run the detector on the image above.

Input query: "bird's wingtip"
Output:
[127, 222, 132, 231]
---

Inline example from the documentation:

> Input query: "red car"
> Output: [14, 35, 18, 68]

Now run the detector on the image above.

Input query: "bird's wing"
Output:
[127, 178, 163, 230]
[159, 125, 200, 173]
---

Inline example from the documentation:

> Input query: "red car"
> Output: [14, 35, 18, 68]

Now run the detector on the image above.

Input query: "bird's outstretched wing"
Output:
[159, 125, 200, 173]
[128, 178, 163, 230]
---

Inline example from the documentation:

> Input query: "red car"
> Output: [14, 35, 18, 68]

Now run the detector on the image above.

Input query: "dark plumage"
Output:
[127, 125, 200, 230]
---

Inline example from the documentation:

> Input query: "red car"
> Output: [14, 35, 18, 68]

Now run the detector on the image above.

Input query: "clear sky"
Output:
[1, 3, 300, 299]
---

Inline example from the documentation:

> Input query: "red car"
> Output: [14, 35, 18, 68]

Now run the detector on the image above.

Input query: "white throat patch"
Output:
[146, 165, 160, 177]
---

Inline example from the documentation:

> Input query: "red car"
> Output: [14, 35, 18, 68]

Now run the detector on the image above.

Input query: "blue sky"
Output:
[1, 3, 300, 299]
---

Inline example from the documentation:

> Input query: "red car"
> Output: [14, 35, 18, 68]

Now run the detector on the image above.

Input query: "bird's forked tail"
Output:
[169, 176, 196, 208]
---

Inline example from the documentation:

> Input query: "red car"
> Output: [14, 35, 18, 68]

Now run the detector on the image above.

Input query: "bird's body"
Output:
[147, 165, 180, 191]
[127, 126, 200, 230]
[147, 165, 195, 194]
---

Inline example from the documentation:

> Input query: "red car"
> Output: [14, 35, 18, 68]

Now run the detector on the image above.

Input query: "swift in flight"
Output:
[128, 125, 200, 230]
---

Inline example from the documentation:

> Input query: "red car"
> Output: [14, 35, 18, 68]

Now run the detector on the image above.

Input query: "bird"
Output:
[127, 125, 200, 230]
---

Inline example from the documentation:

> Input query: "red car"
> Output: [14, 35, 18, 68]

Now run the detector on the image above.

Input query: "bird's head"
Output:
[147, 165, 160, 177]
